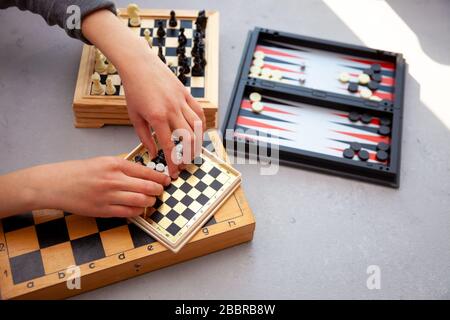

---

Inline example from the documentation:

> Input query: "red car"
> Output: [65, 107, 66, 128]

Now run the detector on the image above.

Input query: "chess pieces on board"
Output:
[91, 72, 104, 95]
[127, 3, 141, 27]
[105, 76, 116, 95]
[94, 49, 107, 73]
[169, 10, 177, 27]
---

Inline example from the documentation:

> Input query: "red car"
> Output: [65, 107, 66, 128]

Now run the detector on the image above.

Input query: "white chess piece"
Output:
[127, 3, 141, 27]
[106, 61, 117, 74]
[94, 49, 107, 73]
[105, 76, 116, 95]
[143, 28, 152, 47]
[91, 72, 104, 95]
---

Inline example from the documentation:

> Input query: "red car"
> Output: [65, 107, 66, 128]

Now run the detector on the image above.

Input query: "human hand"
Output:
[33, 157, 170, 218]
[120, 40, 206, 179]
[81, 10, 206, 180]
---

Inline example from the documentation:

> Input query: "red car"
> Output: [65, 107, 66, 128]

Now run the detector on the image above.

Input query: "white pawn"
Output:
[106, 61, 116, 74]
[127, 3, 141, 27]
[94, 49, 107, 73]
[105, 76, 116, 95]
[91, 72, 104, 95]
[143, 28, 152, 47]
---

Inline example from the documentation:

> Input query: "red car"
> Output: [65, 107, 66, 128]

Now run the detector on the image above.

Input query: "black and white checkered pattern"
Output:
[90, 18, 206, 98]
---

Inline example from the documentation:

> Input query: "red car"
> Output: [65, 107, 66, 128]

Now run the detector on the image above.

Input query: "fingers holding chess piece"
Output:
[127, 3, 141, 27]
[91, 72, 104, 95]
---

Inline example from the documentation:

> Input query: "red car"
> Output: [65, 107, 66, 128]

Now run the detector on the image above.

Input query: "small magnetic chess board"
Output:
[224, 28, 406, 187]
[72, 9, 219, 129]
[126, 142, 241, 253]
[0, 131, 254, 300]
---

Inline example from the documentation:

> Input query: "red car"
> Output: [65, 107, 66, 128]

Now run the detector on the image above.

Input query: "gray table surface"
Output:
[1, 0, 449, 299]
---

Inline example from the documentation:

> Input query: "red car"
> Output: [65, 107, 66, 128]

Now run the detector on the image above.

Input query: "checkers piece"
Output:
[378, 125, 391, 136]
[371, 73, 382, 83]
[249, 92, 262, 102]
[360, 87, 372, 99]
[377, 142, 390, 151]
[361, 113, 372, 124]
[350, 142, 362, 152]
[250, 65, 261, 75]
[371, 63, 382, 73]
[363, 68, 374, 77]
[376, 150, 389, 162]
[348, 111, 360, 122]
[358, 73, 370, 85]
[369, 95, 383, 102]
[380, 117, 392, 126]
[251, 101, 264, 113]
[339, 72, 350, 83]
[261, 68, 272, 77]
[348, 82, 359, 93]
[358, 150, 370, 161]
[343, 148, 355, 159]
[271, 70, 283, 81]
[253, 51, 265, 59]
[252, 58, 264, 68]
[368, 81, 379, 91]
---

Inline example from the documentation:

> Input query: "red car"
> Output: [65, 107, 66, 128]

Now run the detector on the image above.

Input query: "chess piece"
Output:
[106, 61, 116, 74]
[169, 10, 177, 27]
[195, 10, 208, 31]
[176, 45, 186, 56]
[158, 44, 166, 64]
[105, 76, 116, 95]
[143, 28, 152, 47]
[91, 72, 104, 95]
[157, 21, 166, 38]
[127, 3, 141, 27]
[178, 27, 187, 46]
[192, 58, 204, 77]
[94, 49, 107, 73]
[178, 71, 187, 85]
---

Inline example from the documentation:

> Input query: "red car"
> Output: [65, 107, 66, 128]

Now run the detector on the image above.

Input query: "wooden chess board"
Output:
[72, 9, 219, 129]
[0, 131, 255, 300]
[126, 141, 241, 253]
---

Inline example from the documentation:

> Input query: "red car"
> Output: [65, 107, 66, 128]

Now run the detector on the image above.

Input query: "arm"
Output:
[82, 10, 206, 179]
[0, 157, 171, 219]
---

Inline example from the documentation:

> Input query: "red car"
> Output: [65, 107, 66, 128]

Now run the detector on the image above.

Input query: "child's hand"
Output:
[82, 10, 206, 180]
[43, 157, 171, 217]
[120, 40, 206, 179]
[0, 157, 171, 218]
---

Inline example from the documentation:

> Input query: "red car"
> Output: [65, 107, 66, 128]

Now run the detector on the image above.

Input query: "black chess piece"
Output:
[195, 10, 208, 30]
[157, 21, 166, 38]
[191, 60, 204, 77]
[180, 62, 190, 75]
[176, 45, 186, 56]
[169, 10, 177, 27]
[178, 27, 187, 46]
[178, 71, 187, 85]
[158, 44, 166, 64]
[178, 53, 187, 65]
